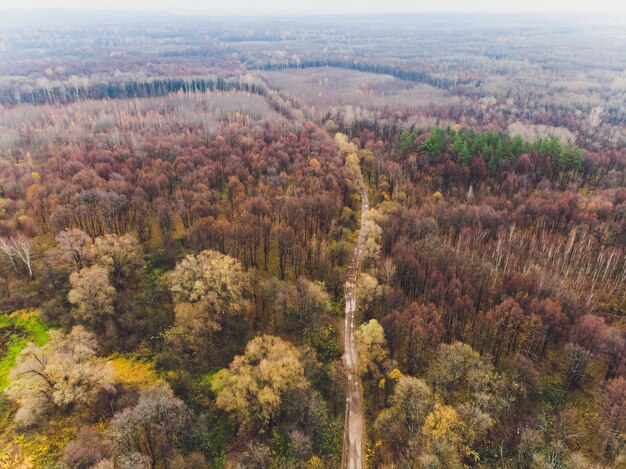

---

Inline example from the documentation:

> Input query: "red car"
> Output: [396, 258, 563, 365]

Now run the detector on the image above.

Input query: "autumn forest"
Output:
[0, 10, 625, 469]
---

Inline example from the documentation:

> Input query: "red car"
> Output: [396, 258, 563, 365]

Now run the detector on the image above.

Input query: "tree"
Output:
[420, 402, 465, 467]
[239, 443, 272, 469]
[378, 258, 397, 286]
[0, 234, 34, 279]
[295, 277, 331, 336]
[604, 328, 626, 381]
[374, 376, 434, 463]
[5, 326, 114, 426]
[383, 302, 442, 374]
[166, 249, 248, 313]
[427, 342, 501, 407]
[419, 127, 446, 158]
[165, 250, 250, 365]
[0, 238, 19, 275]
[92, 234, 144, 288]
[68, 265, 116, 327]
[376, 376, 434, 441]
[274, 222, 295, 281]
[355, 319, 387, 375]
[536, 299, 567, 357]
[602, 377, 626, 458]
[486, 298, 539, 365]
[357, 272, 382, 314]
[11, 234, 35, 279]
[55, 228, 93, 271]
[585, 106, 603, 129]
[360, 214, 383, 268]
[563, 342, 593, 388]
[108, 385, 194, 468]
[375, 341, 508, 467]
[63, 426, 111, 469]
[212, 335, 307, 430]
[570, 314, 607, 355]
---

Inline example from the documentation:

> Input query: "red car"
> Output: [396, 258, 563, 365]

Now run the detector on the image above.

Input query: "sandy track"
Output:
[343, 173, 369, 469]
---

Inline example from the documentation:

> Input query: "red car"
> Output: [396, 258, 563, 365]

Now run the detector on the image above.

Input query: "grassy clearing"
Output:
[109, 354, 162, 387]
[0, 309, 49, 390]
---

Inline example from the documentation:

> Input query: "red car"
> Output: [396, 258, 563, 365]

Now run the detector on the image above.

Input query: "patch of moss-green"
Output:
[0, 309, 49, 390]
[542, 375, 568, 408]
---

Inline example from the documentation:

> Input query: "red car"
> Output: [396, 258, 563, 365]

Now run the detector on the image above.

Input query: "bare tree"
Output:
[0, 234, 34, 279]
[6, 326, 114, 426]
[108, 385, 193, 468]
[68, 265, 116, 327]
[55, 229, 93, 271]
[0, 237, 18, 274]
[586, 106, 604, 129]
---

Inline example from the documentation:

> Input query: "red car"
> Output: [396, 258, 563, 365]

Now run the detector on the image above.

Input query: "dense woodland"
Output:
[0, 12, 625, 469]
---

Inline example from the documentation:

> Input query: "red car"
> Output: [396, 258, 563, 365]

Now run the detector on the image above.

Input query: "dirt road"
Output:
[343, 173, 369, 469]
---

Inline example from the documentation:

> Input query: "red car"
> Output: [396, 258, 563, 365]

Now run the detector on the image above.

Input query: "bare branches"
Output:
[0, 234, 34, 279]
[585, 106, 604, 129]
[0, 237, 19, 274]
[10, 234, 34, 279]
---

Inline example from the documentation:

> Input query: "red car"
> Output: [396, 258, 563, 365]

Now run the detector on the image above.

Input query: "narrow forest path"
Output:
[250, 74, 369, 466]
[342, 171, 369, 469]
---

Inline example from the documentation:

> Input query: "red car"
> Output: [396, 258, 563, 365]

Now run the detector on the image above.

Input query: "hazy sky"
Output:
[1, 0, 625, 15]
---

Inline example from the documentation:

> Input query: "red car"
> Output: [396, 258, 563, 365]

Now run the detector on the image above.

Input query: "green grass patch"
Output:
[0, 309, 49, 390]
[541, 374, 568, 408]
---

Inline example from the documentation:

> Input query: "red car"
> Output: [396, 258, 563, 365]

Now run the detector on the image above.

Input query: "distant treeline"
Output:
[248, 59, 465, 90]
[0, 77, 265, 106]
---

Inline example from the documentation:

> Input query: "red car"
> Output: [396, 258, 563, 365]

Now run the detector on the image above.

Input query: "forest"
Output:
[0, 10, 625, 469]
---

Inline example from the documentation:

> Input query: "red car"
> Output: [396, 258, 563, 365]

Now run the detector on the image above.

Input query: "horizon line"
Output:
[1, 8, 626, 15]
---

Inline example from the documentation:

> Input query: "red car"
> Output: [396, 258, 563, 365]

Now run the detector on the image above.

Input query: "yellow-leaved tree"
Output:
[165, 249, 250, 367]
[355, 319, 387, 375]
[212, 335, 307, 431]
